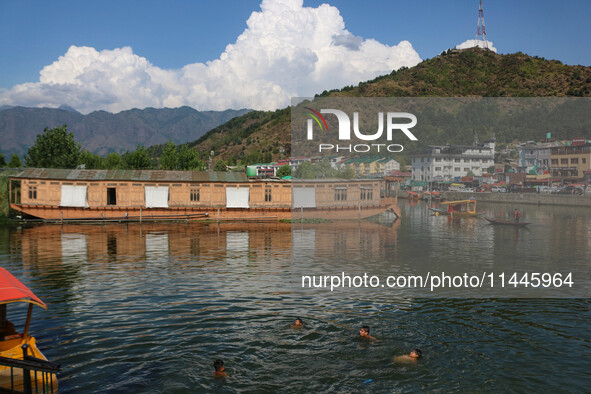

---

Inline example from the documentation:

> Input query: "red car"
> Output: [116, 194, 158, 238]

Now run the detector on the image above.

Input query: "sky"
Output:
[0, 0, 589, 114]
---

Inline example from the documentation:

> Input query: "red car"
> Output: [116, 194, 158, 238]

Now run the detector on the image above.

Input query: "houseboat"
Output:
[8, 169, 400, 222]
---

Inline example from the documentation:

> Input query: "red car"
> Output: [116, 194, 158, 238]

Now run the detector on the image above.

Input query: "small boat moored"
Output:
[483, 217, 531, 226]
[428, 207, 449, 216]
[440, 199, 482, 218]
[0, 268, 59, 393]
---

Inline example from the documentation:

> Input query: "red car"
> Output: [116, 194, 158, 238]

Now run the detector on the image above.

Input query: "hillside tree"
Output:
[122, 145, 151, 169]
[7, 154, 22, 168]
[25, 125, 81, 168]
[276, 165, 291, 178]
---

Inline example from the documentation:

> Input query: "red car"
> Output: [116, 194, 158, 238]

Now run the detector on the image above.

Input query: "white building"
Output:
[410, 141, 495, 181]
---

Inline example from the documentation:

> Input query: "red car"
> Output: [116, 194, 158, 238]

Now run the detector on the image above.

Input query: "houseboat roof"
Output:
[10, 168, 249, 183]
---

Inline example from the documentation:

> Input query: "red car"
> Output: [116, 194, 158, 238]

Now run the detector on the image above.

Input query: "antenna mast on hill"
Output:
[475, 0, 489, 49]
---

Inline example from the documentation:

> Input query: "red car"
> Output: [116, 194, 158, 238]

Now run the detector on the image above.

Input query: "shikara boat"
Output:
[483, 217, 531, 226]
[406, 191, 422, 200]
[428, 207, 449, 215]
[422, 191, 441, 201]
[440, 199, 482, 218]
[0, 268, 59, 393]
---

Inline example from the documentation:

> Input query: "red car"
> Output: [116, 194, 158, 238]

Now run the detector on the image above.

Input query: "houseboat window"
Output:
[190, 188, 200, 202]
[360, 188, 373, 200]
[334, 188, 347, 201]
[265, 187, 272, 202]
[28, 186, 37, 199]
[107, 188, 117, 205]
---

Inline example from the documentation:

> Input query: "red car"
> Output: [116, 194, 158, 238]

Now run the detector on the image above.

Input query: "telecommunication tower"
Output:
[475, 0, 489, 49]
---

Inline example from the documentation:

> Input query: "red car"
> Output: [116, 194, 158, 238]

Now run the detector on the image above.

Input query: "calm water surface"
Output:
[0, 200, 590, 393]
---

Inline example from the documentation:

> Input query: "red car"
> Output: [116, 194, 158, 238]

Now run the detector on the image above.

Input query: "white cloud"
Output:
[0, 0, 421, 114]
[455, 39, 497, 53]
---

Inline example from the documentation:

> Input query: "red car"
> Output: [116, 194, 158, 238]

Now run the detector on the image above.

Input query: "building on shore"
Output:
[550, 141, 591, 179]
[517, 141, 563, 174]
[410, 141, 495, 182]
[339, 156, 400, 177]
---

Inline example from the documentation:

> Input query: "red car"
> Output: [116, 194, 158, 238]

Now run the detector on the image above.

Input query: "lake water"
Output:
[0, 200, 590, 392]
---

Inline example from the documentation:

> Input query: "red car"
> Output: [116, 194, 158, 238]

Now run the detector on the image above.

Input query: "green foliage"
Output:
[78, 150, 105, 169]
[0, 154, 5, 167]
[122, 145, 151, 169]
[294, 161, 315, 179]
[177, 145, 204, 170]
[7, 154, 22, 168]
[276, 164, 291, 178]
[338, 166, 357, 179]
[293, 160, 351, 179]
[25, 125, 81, 168]
[161, 141, 205, 170]
[105, 152, 123, 169]
[160, 141, 178, 170]
[214, 159, 227, 171]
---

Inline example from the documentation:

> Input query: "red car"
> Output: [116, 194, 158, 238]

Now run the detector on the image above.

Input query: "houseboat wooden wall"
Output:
[10, 169, 395, 221]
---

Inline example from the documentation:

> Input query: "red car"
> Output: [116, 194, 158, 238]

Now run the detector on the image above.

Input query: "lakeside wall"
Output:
[441, 191, 591, 208]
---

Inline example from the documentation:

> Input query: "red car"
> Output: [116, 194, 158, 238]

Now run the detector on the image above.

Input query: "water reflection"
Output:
[1, 201, 590, 392]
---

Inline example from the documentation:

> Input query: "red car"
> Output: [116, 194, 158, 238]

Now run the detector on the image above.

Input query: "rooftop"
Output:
[11, 168, 248, 182]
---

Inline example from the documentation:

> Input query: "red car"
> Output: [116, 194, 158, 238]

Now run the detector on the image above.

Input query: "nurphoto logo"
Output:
[305, 108, 418, 153]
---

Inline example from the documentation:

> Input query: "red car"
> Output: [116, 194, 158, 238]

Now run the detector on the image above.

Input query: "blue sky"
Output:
[1, 0, 589, 113]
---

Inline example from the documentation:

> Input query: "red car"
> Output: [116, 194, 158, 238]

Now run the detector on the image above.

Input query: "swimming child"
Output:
[291, 318, 304, 328]
[213, 359, 228, 377]
[394, 349, 422, 363]
[359, 326, 376, 341]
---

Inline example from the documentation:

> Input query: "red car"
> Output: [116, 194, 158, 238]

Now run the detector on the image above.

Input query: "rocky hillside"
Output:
[189, 48, 591, 162]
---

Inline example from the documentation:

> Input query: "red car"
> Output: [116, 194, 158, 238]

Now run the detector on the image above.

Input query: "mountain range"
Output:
[0, 106, 250, 157]
[2, 48, 590, 163]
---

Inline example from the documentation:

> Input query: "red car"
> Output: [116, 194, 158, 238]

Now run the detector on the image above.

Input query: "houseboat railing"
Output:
[0, 345, 60, 394]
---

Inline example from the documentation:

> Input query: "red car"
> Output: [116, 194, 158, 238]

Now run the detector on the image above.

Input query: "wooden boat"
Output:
[484, 217, 531, 226]
[8, 169, 400, 223]
[406, 191, 422, 200]
[0, 268, 59, 393]
[422, 191, 441, 201]
[428, 207, 449, 215]
[440, 199, 482, 218]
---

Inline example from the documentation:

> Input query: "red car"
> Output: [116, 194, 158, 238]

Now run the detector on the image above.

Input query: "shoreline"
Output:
[439, 191, 591, 208]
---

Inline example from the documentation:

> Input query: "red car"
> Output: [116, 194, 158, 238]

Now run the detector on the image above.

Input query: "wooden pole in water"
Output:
[140, 207, 142, 223]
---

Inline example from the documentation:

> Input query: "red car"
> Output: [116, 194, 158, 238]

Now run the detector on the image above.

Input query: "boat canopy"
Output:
[440, 200, 475, 205]
[0, 268, 47, 309]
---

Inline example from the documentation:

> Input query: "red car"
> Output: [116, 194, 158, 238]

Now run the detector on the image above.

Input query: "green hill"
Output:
[189, 48, 591, 163]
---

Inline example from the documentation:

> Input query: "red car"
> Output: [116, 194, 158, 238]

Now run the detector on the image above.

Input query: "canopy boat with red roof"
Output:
[0, 267, 59, 392]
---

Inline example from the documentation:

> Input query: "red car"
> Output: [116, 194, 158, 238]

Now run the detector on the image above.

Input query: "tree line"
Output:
[2, 125, 274, 172]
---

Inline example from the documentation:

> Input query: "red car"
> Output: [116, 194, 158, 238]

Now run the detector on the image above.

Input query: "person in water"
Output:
[394, 349, 422, 363]
[359, 326, 376, 340]
[213, 359, 228, 377]
[291, 318, 303, 328]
